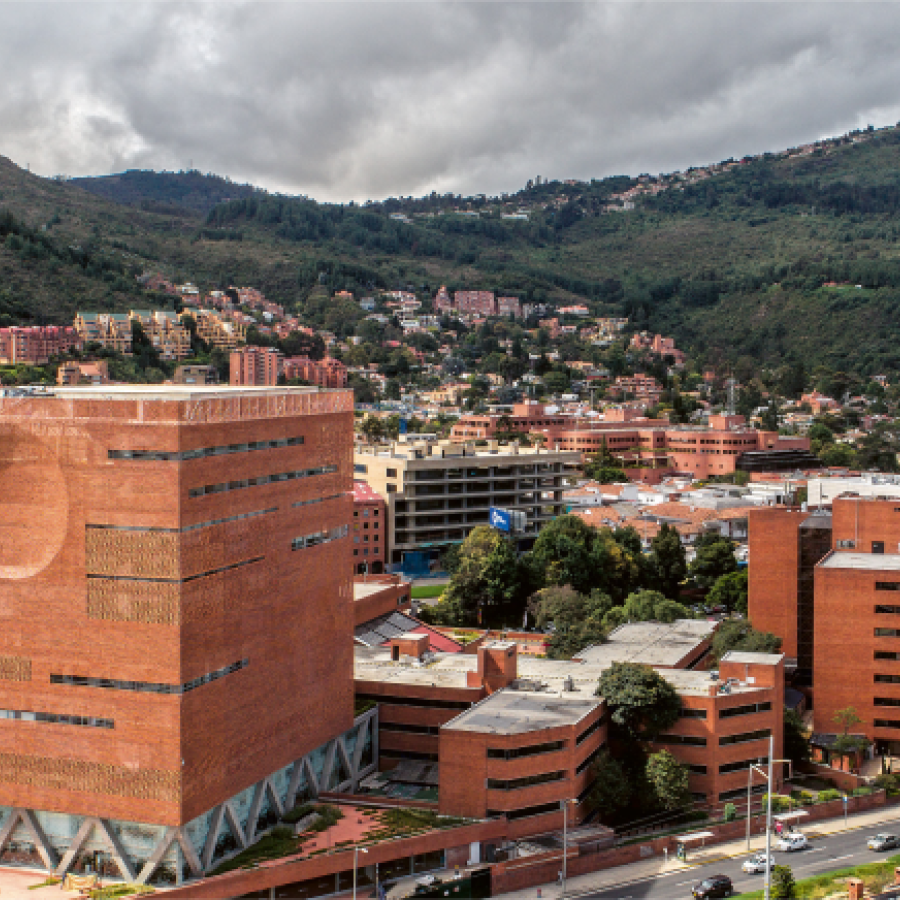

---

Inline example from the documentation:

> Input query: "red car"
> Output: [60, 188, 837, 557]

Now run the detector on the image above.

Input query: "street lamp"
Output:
[353, 846, 368, 900]
[561, 798, 577, 899]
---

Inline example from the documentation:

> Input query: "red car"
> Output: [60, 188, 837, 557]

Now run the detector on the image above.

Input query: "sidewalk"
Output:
[495, 803, 900, 900]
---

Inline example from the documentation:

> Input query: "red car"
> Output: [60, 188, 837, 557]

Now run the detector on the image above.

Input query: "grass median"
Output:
[734, 851, 900, 898]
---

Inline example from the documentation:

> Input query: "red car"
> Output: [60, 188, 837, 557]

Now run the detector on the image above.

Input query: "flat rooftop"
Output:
[572, 619, 713, 669]
[49, 385, 326, 401]
[721, 651, 784, 666]
[441, 688, 600, 735]
[818, 552, 900, 571]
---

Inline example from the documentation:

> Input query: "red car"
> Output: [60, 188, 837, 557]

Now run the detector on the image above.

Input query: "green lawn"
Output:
[734, 851, 900, 898]
[410, 585, 444, 599]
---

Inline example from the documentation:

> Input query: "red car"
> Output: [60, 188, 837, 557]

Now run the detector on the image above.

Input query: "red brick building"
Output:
[0, 384, 377, 884]
[353, 479, 387, 574]
[0, 325, 82, 365]
[284, 355, 349, 389]
[230, 346, 283, 385]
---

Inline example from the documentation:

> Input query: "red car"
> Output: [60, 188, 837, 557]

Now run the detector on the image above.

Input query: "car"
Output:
[868, 832, 900, 851]
[692, 874, 734, 898]
[741, 852, 775, 873]
[777, 832, 809, 852]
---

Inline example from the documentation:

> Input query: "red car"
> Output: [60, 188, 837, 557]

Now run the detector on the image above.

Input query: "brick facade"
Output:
[0, 385, 354, 826]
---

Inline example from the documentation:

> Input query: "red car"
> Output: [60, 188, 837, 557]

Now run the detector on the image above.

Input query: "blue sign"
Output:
[399, 417, 407, 435]
[490, 507, 511, 532]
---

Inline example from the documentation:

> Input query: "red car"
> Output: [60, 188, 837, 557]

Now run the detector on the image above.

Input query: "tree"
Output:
[588, 751, 631, 821]
[584, 438, 627, 483]
[711, 619, 782, 661]
[689, 533, 737, 590]
[645, 750, 691, 811]
[620, 589, 691, 624]
[528, 586, 612, 659]
[832, 706, 868, 756]
[783, 708, 810, 765]
[438, 527, 522, 626]
[648, 524, 687, 599]
[597, 662, 681, 741]
[707, 570, 749, 613]
[771, 864, 796, 899]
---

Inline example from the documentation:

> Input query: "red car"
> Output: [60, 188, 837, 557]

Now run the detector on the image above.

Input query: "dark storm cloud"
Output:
[2, 2, 900, 201]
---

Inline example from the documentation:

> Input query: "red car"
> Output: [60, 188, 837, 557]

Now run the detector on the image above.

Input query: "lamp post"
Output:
[353, 846, 368, 900]
[561, 798, 576, 899]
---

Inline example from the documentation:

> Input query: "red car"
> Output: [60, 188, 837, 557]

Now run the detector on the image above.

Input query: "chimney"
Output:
[389, 633, 429, 663]
[478, 642, 518, 694]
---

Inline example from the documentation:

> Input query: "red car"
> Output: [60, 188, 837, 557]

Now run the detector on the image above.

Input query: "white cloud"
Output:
[1, 2, 899, 200]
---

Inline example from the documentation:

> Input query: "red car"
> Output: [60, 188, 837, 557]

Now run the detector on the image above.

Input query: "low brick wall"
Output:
[491, 790, 889, 895]
[317, 793, 439, 811]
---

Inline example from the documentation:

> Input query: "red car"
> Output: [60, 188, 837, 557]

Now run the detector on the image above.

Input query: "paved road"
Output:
[576, 814, 900, 899]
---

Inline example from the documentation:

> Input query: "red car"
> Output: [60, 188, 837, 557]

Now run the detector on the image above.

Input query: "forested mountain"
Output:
[3, 124, 900, 377]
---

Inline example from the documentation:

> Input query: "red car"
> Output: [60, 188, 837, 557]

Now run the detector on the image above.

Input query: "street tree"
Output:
[711, 619, 782, 661]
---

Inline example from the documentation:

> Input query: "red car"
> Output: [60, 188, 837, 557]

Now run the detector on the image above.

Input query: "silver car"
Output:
[868, 833, 900, 852]
[741, 852, 775, 873]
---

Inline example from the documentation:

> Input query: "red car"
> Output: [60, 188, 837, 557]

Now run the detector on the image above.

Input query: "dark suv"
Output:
[692, 874, 733, 898]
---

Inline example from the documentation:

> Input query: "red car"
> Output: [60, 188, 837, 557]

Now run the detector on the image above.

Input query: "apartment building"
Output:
[230, 346, 283, 386]
[283, 355, 348, 389]
[74, 312, 133, 355]
[56, 360, 110, 385]
[353, 480, 386, 574]
[0, 325, 82, 365]
[0, 384, 368, 885]
[129, 309, 192, 360]
[173, 364, 219, 385]
[182, 308, 246, 351]
[354, 440, 579, 571]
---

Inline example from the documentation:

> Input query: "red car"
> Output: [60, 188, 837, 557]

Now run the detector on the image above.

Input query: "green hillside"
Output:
[3, 124, 900, 377]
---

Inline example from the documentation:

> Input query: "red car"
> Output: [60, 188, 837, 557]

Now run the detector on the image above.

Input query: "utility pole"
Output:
[764, 734, 774, 900]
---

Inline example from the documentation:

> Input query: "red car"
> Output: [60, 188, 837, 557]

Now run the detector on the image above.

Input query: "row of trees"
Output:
[424, 516, 746, 642]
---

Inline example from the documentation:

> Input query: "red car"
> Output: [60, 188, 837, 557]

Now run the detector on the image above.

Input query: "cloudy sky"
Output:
[3, 2, 900, 202]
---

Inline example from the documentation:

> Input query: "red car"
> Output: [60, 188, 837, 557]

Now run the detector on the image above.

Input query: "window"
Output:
[837, 540, 857, 549]
[688, 764, 708, 775]
[387, 485, 397, 493]
[576, 744, 605, 775]
[189, 465, 338, 498]
[876, 674, 900, 684]
[109, 436, 304, 462]
[386, 468, 397, 478]
[52, 659, 248, 695]
[292, 525, 349, 551]
[875, 697, 900, 707]
[487, 740, 565, 760]
[719, 756, 768, 775]
[380, 750, 438, 762]
[354, 464, 368, 474]
[877, 606, 900, 615]
[487, 771, 565, 791]
[0, 709, 113, 729]
[875, 719, 900, 728]
[293, 493, 344, 510]
[576, 716, 606, 745]
[655, 734, 707, 746]
[680, 708, 708, 719]
[719, 728, 771, 746]
[877, 652, 900, 660]
[88, 506, 278, 535]
[876, 629, 900, 637]
[874, 542, 886, 554]
[719, 702, 772, 719]
[381, 723, 440, 735]
[354, 694, 471, 711]
[877, 583, 900, 591]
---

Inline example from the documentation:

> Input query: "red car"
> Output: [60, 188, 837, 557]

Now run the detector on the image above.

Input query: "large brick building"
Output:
[749, 486, 900, 758]
[0, 325, 82, 365]
[0, 385, 376, 884]
[230, 346, 284, 386]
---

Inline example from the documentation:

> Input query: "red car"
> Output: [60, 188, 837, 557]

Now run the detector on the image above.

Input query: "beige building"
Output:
[354, 440, 580, 571]
[129, 309, 192, 360]
[180, 309, 246, 351]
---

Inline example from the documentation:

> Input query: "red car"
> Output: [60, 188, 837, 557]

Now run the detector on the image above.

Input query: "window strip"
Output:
[0, 709, 113, 729]
[86, 556, 264, 584]
[190, 465, 337, 498]
[51, 659, 248, 695]
[87, 507, 278, 535]
[109, 436, 305, 462]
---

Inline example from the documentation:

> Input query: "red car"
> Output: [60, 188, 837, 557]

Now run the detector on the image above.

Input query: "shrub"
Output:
[818, 788, 842, 802]
[723, 803, 737, 822]
[771, 863, 796, 898]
